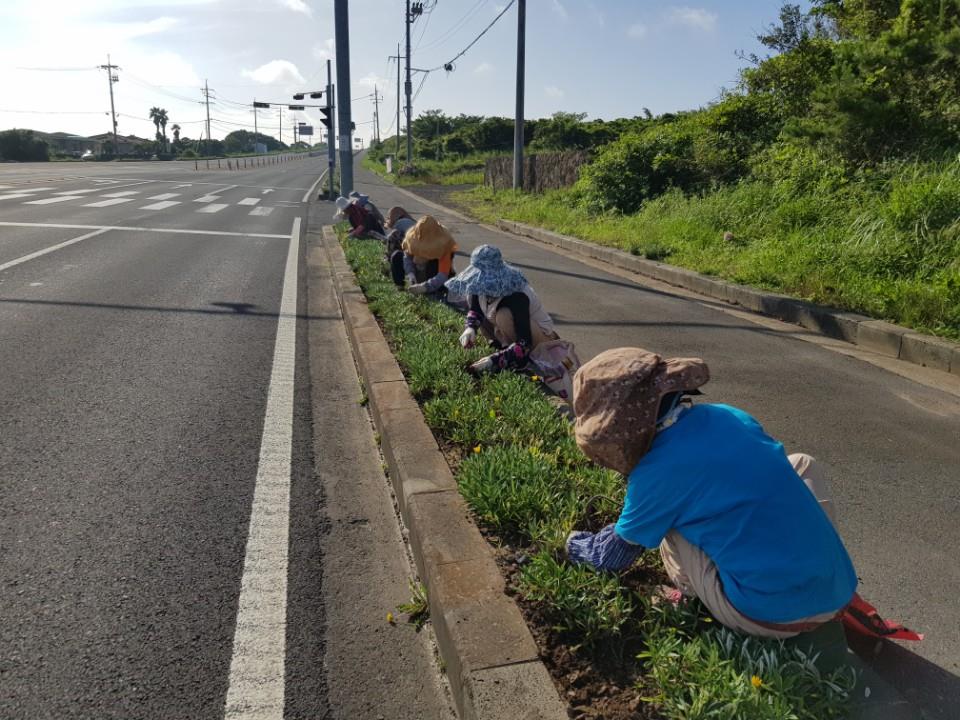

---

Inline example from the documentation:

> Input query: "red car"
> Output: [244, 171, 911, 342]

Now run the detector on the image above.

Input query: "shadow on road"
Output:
[0, 297, 338, 321]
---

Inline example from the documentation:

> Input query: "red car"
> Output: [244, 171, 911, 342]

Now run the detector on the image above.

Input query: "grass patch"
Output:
[339, 228, 856, 719]
[362, 152, 491, 186]
[452, 160, 960, 339]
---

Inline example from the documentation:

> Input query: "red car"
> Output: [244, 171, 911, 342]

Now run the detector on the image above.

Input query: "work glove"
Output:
[405, 273, 417, 287]
[459, 327, 477, 349]
[408, 282, 428, 295]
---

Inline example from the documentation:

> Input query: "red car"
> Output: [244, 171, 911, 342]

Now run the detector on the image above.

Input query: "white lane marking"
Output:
[147, 193, 180, 200]
[53, 189, 102, 195]
[29, 282, 43, 286]
[194, 195, 221, 203]
[301, 169, 328, 203]
[0, 185, 11, 189]
[101, 190, 140, 198]
[0, 221, 287, 239]
[219, 184, 238, 193]
[223, 217, 300, 720]
[173, 184, 192, 188]
[0, 228, 110, 273]
[237, 198, 260, 206]
[23, 196, 85, 205]
[9, 186, 57, 192]
[84, 198, 134, 208]
[0, 193, 36, 201]
[196, 203, 228, 214]
[261, 189, 274, 194]
[248, 206, 274, 217]
[139, 200, 181, 210]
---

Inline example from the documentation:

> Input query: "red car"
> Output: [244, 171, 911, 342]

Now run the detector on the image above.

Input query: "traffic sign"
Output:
[298, 125, 314, 136]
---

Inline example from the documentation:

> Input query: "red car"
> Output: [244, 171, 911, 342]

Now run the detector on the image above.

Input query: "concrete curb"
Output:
[494, 219, 959, 377]
[319, 225, 568, 720]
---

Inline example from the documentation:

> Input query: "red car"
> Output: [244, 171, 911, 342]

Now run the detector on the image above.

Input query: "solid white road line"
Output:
[139, 200, 181, 210]
[101, 190, 140, 198]
[223, 217, 300, 720]
[196, 203, 228, 214]
[84, 198, 134, 208]
[0, 221, 288, 239]
[248, 207, 274, 217]
[147, 193, 180, 200]
[0, 228, 110, 273]
[194, 195, 220, 203]
[23, 196, 85, 205]
[237, 198, 260, 206]
[0, 193, 36, 201]
[301, 169, 328, 203]
[219, 184, 238, 193]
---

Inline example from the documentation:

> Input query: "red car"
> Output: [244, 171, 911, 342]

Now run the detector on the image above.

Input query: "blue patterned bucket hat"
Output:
[445, 244, 527, 297]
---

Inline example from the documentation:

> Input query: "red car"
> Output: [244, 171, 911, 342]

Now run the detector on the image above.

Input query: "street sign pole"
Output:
[326, 59, 336, 201]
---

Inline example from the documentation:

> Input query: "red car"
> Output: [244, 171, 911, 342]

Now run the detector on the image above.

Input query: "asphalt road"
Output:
[0, 159, 453, 720]
[352, 164, 960, 718]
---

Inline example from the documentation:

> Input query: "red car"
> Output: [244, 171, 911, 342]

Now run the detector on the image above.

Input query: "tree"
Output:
[149, 107, 169, 152]
[0, 129, 49, 161]
[170, 123, 181, 152]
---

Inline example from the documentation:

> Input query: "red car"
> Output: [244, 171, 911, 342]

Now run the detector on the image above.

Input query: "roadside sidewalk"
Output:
[302, 200, 456, 720]
[352, 166, 960, 719]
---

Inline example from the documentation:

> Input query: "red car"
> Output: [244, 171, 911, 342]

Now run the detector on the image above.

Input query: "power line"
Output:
[431, 0, 515, 73]
[417, 0, 489, 51]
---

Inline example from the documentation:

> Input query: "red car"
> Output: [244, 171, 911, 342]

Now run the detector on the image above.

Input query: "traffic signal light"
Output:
[293, 93, 304, 100]
[310, 91, 323, 99]
[319, 106, 332, 129]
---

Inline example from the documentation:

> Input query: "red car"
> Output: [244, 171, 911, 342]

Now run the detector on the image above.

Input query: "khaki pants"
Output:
[659, 453, 842, 638]
[483, 307, 556, 350]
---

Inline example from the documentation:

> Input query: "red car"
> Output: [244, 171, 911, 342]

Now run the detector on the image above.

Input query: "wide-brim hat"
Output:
[386, 206, 411, 229]
[349, 191, 370, 204]
[573, 347, 709, 475]
[402, 215, 457, 260]
[444, 244, 526, 298]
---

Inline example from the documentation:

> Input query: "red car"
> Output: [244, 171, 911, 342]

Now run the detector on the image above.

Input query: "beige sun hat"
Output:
[573, 347, 710, 475]
[402, 215, 457, 260]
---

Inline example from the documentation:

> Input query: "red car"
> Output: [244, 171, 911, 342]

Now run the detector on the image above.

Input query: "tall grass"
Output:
[362, 152, 493, 186]
[454, 158, 960, 339]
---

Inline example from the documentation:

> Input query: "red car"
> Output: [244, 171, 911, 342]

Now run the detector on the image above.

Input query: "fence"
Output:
[193, 151, 323, 171]
[484, 151, 590, 193]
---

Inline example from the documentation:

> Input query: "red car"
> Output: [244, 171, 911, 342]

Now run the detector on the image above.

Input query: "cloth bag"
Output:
[529, 339, 581, 402]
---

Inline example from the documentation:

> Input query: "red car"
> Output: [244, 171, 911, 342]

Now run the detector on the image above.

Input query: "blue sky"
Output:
[0, 0, 805, 144]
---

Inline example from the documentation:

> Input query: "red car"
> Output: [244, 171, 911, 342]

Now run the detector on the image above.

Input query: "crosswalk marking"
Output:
[140, 200, 181, 210]
[147, 193, 180, 200]
[102, 190, 140, 198]
[0, 193, 35, 201]
[0, 185, 12, 190]
[53, 189, 101, 195]
[237, 198, 260, 206]
[12, 186, 57, 192]
[24, 196, 85, 205]
[173, 184, 192, 189]
[196, 203, 228, 214]
[194, 195, 220, 203]
[84, 198, 134, 207]
[248, 206, 274, 217]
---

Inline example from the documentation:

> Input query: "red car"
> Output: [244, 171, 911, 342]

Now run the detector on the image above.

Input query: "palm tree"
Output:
[149, 107, 163, 152]
[171, 123, 181, 146]
[159, 109, 169, 152]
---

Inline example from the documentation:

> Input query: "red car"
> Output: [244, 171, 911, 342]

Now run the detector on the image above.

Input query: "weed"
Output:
[396, 580, 430, 630]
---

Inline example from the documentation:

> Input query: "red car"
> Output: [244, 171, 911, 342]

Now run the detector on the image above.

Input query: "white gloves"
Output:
[405, 273, 417, 287]
[408, 282, 428, 295]
[459, 327, 477, 349]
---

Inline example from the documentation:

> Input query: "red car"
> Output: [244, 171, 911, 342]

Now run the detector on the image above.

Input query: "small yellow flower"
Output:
[488, 409, 496, 418]
[387, 612, 396, 625]
[473, 445, 482, 454]
[530, 375, 541, 382]
[751, 675, 762, 689]
[494, 396, 501, 403]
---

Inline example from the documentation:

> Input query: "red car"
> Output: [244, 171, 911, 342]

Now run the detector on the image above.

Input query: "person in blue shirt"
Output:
[566, 347, 857, 638]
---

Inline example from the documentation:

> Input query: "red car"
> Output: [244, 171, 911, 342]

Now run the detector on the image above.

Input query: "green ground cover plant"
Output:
[362, 151, 488, 186]
[340, 230, 856, 718]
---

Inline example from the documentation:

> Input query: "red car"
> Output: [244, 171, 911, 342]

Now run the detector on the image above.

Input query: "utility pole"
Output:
[405, 0, 417, 169]
[513, 0, 526, 190]
[253, 100, 259, 148]
[396, 44, 401, 157]
[98, 55, 120, 156]
[373, 84, 380, 144]
[334, 0, 353, 194]
[327, 60, 336, 200]
[278, 107, 282, 147]
[203, 80, 212, 156]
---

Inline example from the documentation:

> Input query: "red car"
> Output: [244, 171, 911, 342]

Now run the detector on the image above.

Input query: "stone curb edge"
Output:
[317, 224, 569, 720]
[493, 219, 959, 377]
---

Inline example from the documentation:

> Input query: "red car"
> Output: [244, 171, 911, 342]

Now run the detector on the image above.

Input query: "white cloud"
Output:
[551, 0, 568, 21]
[277, 0, 311, 16]
[355, 72, 388, 91]
[545, 85, 564, 99]
[474, 62, 494, 75]
[312, 38, 334, 62]
[586, 1, 605, 26]
[241, 60, 305, 85]
[627, 23, 648, 39]
[666, 6, 717, 31]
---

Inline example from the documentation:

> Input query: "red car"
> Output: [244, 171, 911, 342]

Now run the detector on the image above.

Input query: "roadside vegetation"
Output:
[340, 230, 857, 719]
[364, 1, 960, 339]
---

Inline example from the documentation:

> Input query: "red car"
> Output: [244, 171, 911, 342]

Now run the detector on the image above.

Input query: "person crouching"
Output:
[390, 215, 458, 297]
[566, 347, 857, 639]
